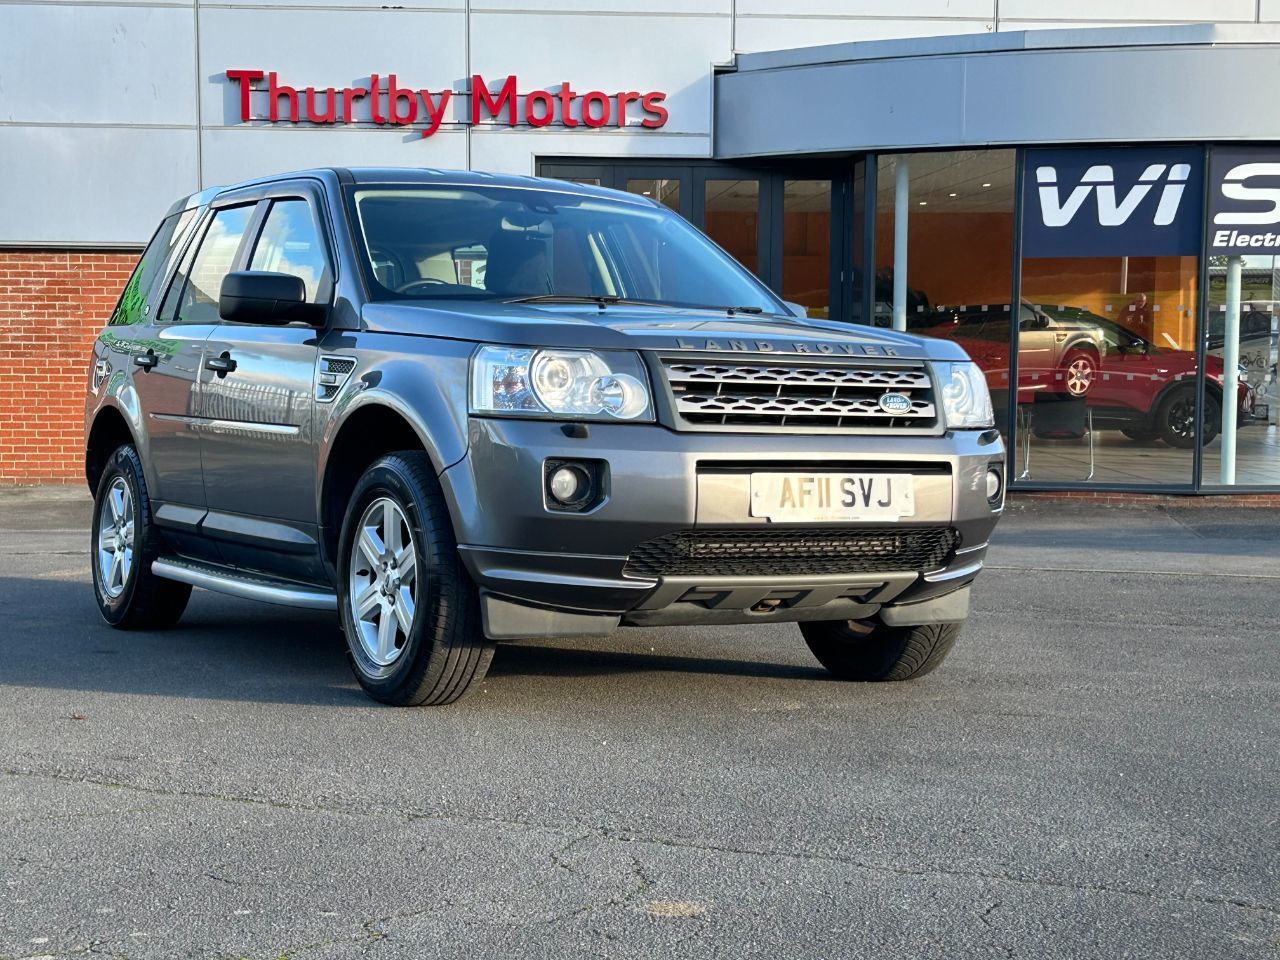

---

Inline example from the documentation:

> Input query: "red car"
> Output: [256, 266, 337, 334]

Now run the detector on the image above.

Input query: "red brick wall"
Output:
[0, 249, 140, 485]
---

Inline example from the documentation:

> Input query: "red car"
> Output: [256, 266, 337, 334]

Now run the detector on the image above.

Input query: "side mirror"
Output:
[782, 300, 808, 319]
[219, 271, 324, 325]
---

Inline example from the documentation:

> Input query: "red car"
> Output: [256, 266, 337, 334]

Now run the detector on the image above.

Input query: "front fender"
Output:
[315, 333, 475, 519]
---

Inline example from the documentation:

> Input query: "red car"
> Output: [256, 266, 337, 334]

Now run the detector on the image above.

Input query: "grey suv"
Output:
[84, 168, 1004, 705]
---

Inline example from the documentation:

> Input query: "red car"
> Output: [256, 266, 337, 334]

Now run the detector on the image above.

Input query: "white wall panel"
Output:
[1260, 0, 1280, 20]
[998, 0, 1255, 22]
[9, 0, 192, 5]
[0, 4, 196, 125]
[468, 129, 710, 175]
[469, 11, 728, 135]
[198, 7, 466, 128]
[738, 0, 992, 16]
[199, 127, 468, 186]
[239, 0, 462, 7]
[735, 16, 989, 52]
[0, 126, 198, 244]
[996, 21, 1147, 31]
[478, 0, 726, 11]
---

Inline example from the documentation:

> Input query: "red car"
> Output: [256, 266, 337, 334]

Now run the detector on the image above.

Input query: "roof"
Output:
[168, 167, 652, 217]
[728, 22, 1280, 74]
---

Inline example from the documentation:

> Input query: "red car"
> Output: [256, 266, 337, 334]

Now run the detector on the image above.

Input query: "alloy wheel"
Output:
[1167, 396, 1196, 440]
[348, 497, 419, 667]
[1065, 356, 1095, 397]
[96, 477, 135, 599]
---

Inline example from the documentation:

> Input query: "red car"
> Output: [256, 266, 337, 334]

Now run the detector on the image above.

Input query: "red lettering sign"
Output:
[225, 70, 667, 139]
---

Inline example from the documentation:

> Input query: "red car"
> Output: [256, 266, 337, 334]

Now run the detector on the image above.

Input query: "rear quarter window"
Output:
[108, 209, 198, 326]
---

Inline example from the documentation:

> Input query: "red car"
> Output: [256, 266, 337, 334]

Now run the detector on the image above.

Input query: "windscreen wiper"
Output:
[725, 305, 765, 315]
[504, 294, 621, 306]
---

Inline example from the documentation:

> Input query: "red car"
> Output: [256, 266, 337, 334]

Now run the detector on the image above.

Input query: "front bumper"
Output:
[443, 417, 1004, 637]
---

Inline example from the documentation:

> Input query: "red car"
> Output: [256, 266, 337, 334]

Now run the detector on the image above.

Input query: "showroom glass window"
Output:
[1017, 147, 1203, 486]
[874, 150, 1017, 438]
[1202, 146, 1280, 488]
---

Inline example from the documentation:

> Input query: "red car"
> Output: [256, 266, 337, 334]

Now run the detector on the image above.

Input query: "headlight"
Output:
[934, 361, 994, 429]
[470, 346, 653, 421]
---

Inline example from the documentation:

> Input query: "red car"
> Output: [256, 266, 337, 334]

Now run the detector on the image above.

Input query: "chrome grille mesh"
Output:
[660, 359, 937, 430]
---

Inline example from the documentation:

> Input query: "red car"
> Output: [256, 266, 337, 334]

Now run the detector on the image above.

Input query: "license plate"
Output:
[749, 472, 916, 522]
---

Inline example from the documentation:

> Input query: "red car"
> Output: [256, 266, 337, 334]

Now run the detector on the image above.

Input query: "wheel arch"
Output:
[1062, 339, 1100, 359]
[317, 395, 464, 574]
[85, 404, 138, 492]
[1153, 375, 1220, 414]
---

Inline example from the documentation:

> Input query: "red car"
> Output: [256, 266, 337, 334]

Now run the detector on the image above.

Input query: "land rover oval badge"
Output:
[878, 393, 913, 414]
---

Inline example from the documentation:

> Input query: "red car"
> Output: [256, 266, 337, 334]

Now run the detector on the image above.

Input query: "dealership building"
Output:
[2, 1, 1279, 495]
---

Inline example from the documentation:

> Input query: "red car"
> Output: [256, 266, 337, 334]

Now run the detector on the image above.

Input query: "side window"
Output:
[166, 205, 256, 324]
[248, 199, 331, 303]
[108, 208, 197, 326]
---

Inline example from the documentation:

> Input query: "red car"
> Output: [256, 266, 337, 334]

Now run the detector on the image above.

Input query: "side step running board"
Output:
[151, 558, 337, 611]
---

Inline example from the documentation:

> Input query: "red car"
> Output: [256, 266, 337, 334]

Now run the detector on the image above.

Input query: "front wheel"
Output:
[1060, 349, 1098, 398]
[1156, 386, 1219, 449]
[337, 452, 495, 706]
[800, 619, 962, 681]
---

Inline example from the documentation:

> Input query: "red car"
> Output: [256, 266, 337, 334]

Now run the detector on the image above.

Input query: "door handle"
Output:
[134, 351, 157, 370]
[205, 353, 237, 376]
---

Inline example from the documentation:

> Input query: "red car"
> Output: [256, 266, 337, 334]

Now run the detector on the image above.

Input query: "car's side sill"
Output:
[151, 558, 337, 611]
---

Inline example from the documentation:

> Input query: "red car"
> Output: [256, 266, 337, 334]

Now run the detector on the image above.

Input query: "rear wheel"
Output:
[800, 619, 961, 681]
[91, 444, 191, 629]
[337, 452, 495, 706]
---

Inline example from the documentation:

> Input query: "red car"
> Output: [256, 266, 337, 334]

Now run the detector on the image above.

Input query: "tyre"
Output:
[336, 451, 494, 706]
[1156, 386, 1219, 449]
[1121, 426, 1158, 442]
[799, 618, 961, 682]
[91, 444, 191, 629]
[1059, 349, 1098, 398]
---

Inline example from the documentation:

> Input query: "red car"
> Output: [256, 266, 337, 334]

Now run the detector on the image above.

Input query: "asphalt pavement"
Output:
[0, 488, 1277, 959]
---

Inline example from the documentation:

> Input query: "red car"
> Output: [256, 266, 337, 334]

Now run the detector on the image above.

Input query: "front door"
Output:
[198, 194, 333, 579]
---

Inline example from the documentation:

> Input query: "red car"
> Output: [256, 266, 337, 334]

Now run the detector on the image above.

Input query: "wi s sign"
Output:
[1021, 148, 1203, 258]
[1207, 147, 1280, 253]
[1036, 163, 1190, 228]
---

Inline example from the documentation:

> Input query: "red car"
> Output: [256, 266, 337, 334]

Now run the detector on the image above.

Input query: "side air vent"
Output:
[316, 355, 356, 403]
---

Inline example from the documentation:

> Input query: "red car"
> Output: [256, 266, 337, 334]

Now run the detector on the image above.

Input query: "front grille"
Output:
[660, 358, 937, 431]
[623, 527, 960, 579]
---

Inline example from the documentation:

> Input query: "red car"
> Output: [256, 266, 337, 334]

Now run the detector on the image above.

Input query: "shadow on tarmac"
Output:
[0, 575, 825, 705]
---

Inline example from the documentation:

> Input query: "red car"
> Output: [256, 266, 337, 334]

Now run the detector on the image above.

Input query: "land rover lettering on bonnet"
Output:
[84, 167, 1004, 706]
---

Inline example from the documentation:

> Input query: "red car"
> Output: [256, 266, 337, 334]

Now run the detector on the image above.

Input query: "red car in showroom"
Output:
[920, 304, 1254, 448]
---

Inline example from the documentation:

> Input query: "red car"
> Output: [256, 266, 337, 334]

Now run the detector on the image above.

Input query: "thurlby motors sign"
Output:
[1021, 147, 1204, 257]
[225, 70, 668, 139]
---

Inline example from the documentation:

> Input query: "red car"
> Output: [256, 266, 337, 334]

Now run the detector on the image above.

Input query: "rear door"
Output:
[197, 184, 334, 579]
[125, 205, 256, 508]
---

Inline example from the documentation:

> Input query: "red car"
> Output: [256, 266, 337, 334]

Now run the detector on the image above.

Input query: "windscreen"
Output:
[348, 185, 783, 314]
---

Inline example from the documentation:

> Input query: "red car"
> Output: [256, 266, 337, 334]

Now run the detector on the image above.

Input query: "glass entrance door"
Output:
[536, 158, 853, 322]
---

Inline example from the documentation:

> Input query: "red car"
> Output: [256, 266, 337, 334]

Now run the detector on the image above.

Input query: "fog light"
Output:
[986, 468, 1003, 502]
[549, 466, 586, 503]
[547, 463, 601, 514]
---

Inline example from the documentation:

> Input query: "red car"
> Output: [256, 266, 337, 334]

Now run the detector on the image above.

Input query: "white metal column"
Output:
[1220, 256, 1243, 484]
[893, 160, 909, 332]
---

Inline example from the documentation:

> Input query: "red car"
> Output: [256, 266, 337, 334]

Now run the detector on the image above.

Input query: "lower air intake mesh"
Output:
[623, 527, 960, 579]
